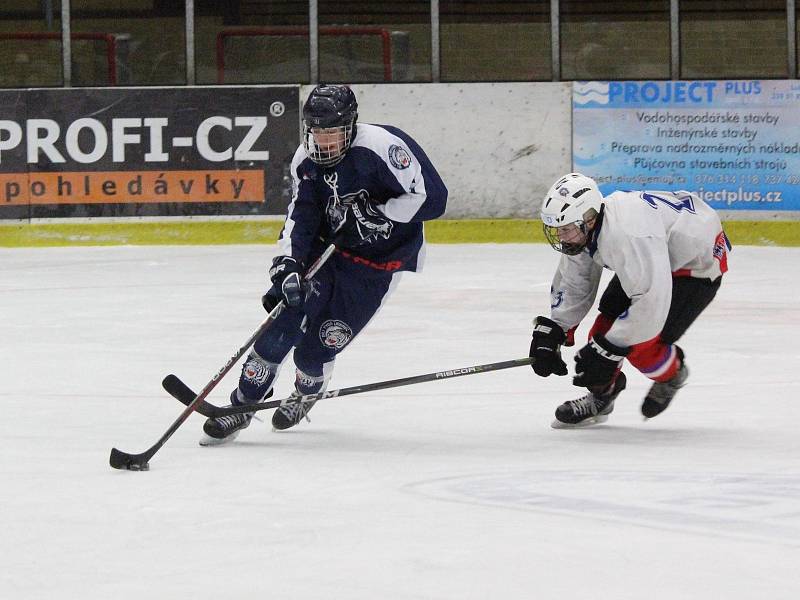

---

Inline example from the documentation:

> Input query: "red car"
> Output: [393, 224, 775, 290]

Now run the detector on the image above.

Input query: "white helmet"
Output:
[540, 173, 603, 255]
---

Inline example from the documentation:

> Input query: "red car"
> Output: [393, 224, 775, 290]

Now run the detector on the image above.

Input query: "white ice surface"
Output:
[1, 243, 798, 600]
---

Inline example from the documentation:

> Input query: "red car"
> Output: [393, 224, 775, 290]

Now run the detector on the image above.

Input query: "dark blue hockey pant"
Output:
[236, 259, 401, 401]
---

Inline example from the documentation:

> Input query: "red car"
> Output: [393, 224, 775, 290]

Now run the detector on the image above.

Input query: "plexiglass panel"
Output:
[681, 0, 788, 78]
[71, 0, 186, 86]
[440, 1, 551, 81]
[319, 1, 431, 83]
[560, 1, 670, 80]
[196, 0, 310, 84]
[0, 1, 63, 87]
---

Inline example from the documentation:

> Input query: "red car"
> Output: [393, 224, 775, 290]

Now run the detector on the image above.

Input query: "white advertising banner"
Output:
[573, 80, 800, 212]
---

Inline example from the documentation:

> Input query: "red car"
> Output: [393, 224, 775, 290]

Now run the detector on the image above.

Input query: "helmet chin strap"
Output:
[559, 239, 587, 255]
[569, 215, 599, 251]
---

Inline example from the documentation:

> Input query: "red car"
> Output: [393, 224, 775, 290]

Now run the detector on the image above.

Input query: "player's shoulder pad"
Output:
[352, 123, 416, 171]
[602, 190, 636, 205]
[290, 144, 316, 180]
[604, 190, 665, 239]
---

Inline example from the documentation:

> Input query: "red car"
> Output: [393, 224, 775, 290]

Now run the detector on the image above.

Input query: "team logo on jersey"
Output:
[713, 231, 730, 273]
[388, 144, 412, 170]
[326, 189, 394, 243]
[319, 320, 353, 349]
[551, 290, 564, 308]
[242, 357, 271, 385]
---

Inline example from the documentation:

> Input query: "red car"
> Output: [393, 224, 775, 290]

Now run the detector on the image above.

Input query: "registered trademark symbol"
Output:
[270, 102, 285, 117]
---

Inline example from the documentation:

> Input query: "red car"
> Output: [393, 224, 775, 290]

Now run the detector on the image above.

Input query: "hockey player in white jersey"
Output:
[529, 173, 729, 428]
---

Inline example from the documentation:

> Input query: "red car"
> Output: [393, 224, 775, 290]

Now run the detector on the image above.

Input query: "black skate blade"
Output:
[109, 447, 151, 471]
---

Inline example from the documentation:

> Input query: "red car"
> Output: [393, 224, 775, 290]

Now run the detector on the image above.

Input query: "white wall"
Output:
[303, 83, 572, 219]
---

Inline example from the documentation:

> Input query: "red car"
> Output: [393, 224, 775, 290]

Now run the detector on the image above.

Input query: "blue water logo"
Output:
[574, 82, 611, 105]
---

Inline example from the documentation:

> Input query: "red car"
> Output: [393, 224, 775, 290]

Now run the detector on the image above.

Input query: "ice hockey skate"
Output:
[199, 391, 254, 446]
[552, 372, 627, 429]
[641, 351, 689, 419]
[272, 395, 317, 431]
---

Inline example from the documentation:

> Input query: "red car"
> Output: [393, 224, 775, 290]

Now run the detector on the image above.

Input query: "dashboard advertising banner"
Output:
[0, 86, 299, 219]
[573, 80, 800, 211]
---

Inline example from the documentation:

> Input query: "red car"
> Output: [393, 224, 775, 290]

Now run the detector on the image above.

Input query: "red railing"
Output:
[0, 32, 119, 85]
[216, 27, 392, 84]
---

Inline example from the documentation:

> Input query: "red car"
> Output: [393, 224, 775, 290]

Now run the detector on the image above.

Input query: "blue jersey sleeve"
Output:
[277, 147, 324, 264]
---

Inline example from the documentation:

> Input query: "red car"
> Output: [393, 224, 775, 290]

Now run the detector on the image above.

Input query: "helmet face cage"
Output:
[543, 221, 591, 255]
[302, 120, 355, 167]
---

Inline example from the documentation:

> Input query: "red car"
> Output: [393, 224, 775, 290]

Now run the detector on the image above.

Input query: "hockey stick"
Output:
[109, 243, 338, 471]
[162, 357, 535, 419]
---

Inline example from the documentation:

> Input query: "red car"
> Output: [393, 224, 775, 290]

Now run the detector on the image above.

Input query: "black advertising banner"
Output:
[0, 86, 299, 219]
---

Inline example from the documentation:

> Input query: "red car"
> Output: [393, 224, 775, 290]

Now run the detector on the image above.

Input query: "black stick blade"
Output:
[109, 447, 150, 471]
[162, 374, 220, 417]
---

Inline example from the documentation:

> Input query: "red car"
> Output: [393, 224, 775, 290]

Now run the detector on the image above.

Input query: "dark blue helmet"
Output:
[302, 84, 358, 166]
[303, 84, 358, 128]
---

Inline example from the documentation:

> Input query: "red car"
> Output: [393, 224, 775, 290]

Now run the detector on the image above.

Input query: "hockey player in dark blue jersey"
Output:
[200, 84, 448, 445]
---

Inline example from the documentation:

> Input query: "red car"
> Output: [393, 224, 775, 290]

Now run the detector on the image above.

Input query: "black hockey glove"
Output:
[573, 334, 629, 390]
[261, 287, 281, 313]
[267, 256, 306, 309]
[529, 316, 568, 377]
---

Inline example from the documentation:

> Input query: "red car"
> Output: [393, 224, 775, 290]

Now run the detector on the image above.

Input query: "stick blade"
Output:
[162, 374, 195, 404]
[162, 373, 220, 417]
[109, 447, 150, 471]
